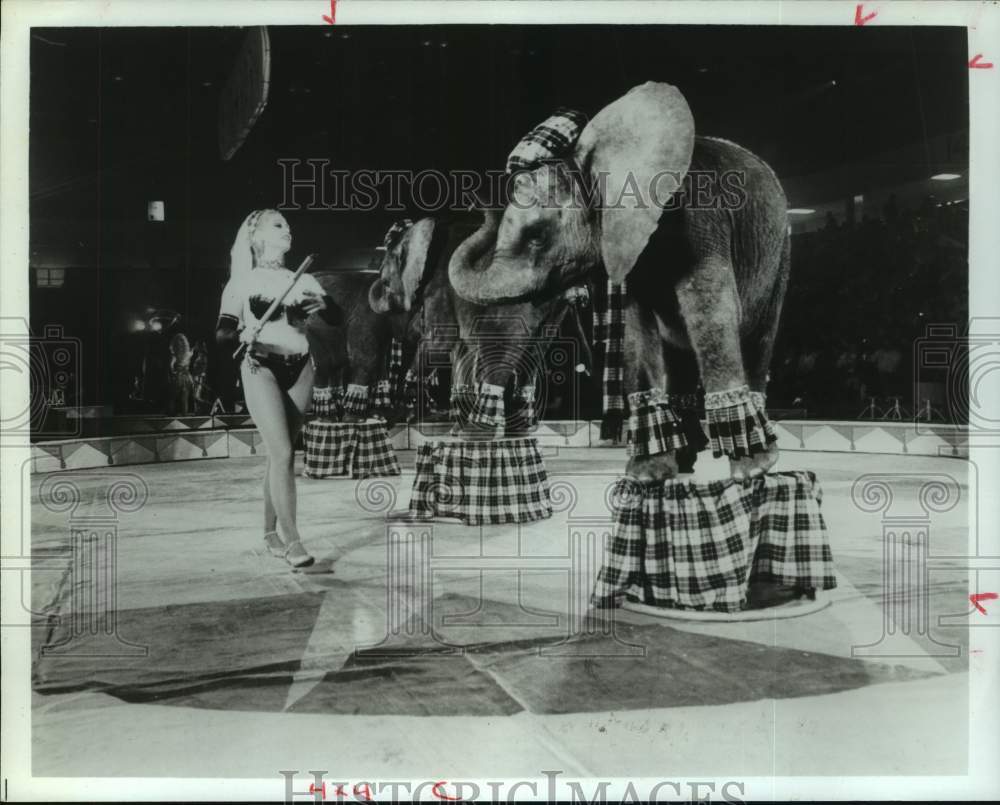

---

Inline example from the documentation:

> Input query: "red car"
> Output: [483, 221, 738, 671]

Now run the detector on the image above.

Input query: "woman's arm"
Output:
[215, 279, 243, 350]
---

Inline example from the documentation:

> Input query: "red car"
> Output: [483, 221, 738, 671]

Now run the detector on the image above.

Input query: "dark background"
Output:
[29, 25, 969, 419]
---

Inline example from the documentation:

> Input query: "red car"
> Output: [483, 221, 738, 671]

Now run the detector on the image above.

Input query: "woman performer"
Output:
[215, 209, 341, 568]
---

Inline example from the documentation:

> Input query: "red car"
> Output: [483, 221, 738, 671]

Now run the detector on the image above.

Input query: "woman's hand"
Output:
[239, 327, 259, 346]
[298, 288, 327, 315]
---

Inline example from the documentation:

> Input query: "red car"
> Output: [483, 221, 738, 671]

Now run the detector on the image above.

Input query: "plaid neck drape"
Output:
[593, 279, 627, 440]
[372, 338, 405, 410]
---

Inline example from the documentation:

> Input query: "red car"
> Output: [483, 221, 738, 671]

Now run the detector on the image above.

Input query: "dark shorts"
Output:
[247, 351, 310, 392]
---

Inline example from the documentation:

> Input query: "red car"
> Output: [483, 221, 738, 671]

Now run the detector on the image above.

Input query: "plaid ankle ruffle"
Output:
[467, 382, 506, 429]
[342, 383, 370, 418]
[509, 383, 538, 431]
[704, 385, 777, 459]
[372, 379, 394, 410]
[311, 386, 343, 420]
[625, 389, 689, 458]
[449, 384, 477, 428]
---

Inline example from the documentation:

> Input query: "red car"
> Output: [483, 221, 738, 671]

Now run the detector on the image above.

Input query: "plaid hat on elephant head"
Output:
[505, 107, 588, 174]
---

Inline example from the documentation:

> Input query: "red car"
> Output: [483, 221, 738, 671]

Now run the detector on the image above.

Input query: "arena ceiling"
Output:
[29, 24, 968, 259]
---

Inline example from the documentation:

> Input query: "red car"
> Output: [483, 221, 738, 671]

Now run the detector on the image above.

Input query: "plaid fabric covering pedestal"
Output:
[407, 438, 552, 525]
[303, 420, 401, 479]
[591, 471, 837, 613]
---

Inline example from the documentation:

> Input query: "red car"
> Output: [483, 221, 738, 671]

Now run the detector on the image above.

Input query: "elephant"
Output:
[304, 271, 397, 423]
[368, 212, 592, 435]
[449, 81, 790, 482]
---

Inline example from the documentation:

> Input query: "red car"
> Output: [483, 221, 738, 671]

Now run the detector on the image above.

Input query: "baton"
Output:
[233, 253, 318, 361]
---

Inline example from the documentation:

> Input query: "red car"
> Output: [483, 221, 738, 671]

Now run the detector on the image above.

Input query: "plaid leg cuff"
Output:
[625, 389, 688, 458]
[590, 471, 836, 612]
[342, 383, 370, 418]
[449, 384, 477, 429]
[372, 379, 393, 410]
[704, 385, 777, 460]
[467, 382, 505, 429]
[312, 386, 332, 419]
[509, 384, 538, 431]
[667, 392, 709, 454]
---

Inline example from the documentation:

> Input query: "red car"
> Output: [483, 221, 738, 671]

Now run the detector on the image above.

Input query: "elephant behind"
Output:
[305, 271, 395, 422]
[449, 82, 790, 480]
[368, 213, 591, 434]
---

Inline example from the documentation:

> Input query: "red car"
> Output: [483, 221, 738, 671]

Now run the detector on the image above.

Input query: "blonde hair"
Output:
[230, 209, 287, 278]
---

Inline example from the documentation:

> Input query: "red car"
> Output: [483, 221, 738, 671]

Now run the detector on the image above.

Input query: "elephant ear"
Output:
[399, 218, 437, 310]
[575, 81, 695, 284]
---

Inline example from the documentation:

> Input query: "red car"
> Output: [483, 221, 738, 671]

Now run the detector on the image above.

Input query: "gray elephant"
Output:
[368, 213, 591, 434]
[305, 271, 397, 422]
[449, 82, 789, 481]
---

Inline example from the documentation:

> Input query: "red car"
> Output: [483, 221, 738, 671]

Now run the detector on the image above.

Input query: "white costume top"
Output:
[226, 267, 326, 356]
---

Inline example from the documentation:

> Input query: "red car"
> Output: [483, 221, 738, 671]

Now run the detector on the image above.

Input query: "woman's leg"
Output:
[241, 361, 309, 560]
[263, 460, 277, 532]
[285, 358, 314, 442]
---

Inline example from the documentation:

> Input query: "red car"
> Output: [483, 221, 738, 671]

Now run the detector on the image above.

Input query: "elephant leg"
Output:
[663, 348, 705, 474]
[622, 299, 679, 482]
[675, 259, 777, 482]
[450, 340, 480, 435]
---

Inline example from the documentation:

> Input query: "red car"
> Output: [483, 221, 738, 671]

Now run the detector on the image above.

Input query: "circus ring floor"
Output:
[28, 438, 973, 779]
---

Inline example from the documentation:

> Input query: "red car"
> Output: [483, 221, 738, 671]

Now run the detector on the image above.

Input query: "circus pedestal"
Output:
[303, 419, 400, 480]
[591, 471, 838, 616]
[403, 437, 553, 526]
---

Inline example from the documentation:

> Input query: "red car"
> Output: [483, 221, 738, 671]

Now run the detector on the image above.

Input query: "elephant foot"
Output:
[728, 442, 779, 484]
[746, 579, 816, 609]
[675, 446, 698, 475]
[625, 451, 679, 483]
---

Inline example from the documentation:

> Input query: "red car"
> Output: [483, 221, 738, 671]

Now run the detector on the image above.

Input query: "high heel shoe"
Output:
[263, 531, 285, 558]
[283, 540, 315, 569]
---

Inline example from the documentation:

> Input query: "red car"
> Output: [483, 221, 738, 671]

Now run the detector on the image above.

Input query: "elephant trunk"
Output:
[448, 208, 546, 306]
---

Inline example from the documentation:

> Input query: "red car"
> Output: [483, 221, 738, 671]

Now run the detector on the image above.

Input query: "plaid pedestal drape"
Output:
[407, 437, 552, 525]
[591, 471, 836, 613]
[303, 420, 401, 479]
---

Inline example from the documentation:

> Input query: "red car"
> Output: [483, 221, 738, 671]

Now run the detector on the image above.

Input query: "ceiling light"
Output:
[787, 208, 816, 215]
[931, 173, 961, 181]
